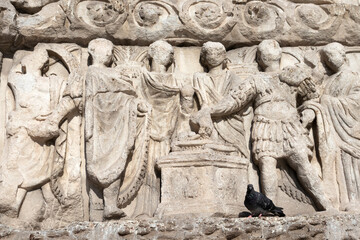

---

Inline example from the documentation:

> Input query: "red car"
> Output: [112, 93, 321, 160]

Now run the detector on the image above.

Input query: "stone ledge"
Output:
[1, 214, 359, 239]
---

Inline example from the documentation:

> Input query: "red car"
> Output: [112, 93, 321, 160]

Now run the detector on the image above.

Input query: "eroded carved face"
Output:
[94, 47, 113, 66]
[322, 43, 346, 73]
[152, 49, 173, 67]
[139, 3, 161, 26]
[200, 42, 226, 69]
[21, 48, 49, 74]
[148, 40, 174, 67]
[257, 40, 281, 70]
[205, 49, 226, 68]
[88, 38, 114, 66]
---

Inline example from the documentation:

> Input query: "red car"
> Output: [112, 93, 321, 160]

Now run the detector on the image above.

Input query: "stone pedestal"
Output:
[156, 139, 248, 217]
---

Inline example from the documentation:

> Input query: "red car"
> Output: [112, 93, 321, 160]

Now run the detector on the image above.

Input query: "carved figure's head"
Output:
[88, 38, 114, 67]
[148, 40, 174, 68]
[321, 42, 346, 73]
[257, 40, 282, 72]
[200, 41, 226, 70]
[21, 47, 49, 75]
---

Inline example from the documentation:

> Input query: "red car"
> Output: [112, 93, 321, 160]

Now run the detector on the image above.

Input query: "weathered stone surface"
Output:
[2, 0, 360, 234]
[4, 0, 360, 54]
[157, 139, 248, 217]
[0, 0, 17, 53]
[1, 39, 360, 226]
[0, 214, 359, 239]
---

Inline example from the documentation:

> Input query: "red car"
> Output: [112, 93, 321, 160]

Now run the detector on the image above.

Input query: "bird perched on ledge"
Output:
[244, 184, 285, 217]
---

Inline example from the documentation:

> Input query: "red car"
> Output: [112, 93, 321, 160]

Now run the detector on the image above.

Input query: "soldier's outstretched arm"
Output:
[211, 77, 256, 117]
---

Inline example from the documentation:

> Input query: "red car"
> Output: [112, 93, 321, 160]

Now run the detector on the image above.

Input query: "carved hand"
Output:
[190, 107, 214, 138]
[301, 109, 316, 128]
[298, 78, 319, 101]
[137, 101, 150, 114]
[120, 69, 138, 82]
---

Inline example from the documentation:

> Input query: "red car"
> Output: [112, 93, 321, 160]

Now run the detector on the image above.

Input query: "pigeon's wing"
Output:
[256, 192, 277, 211]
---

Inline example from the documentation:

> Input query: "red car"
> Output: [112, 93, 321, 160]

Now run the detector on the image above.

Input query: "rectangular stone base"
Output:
[156, 141, 248, 217]
[157, 201, 244, 218]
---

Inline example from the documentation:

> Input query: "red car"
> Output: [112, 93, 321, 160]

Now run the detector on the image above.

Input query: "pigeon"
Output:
[244, 184, 285, 217]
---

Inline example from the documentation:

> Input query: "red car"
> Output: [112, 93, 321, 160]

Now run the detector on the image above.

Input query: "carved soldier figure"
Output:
[301, 42, 360, 211]
[192, 40, 333, 211]
[192, 41, 249, 158]
[0, 47, 62, 217]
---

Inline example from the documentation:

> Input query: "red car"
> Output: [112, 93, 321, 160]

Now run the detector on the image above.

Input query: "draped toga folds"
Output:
[129, 71, 181, 217]
[302, 70, 360, 208]
[4, 73, 64, 189]
[0, 71, 64, 213]
[193, 70, 249, 158]
[85, 66, 139, 187]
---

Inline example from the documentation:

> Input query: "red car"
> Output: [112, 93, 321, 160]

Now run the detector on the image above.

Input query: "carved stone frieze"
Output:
[2, 0, 360, 53]
[1, 0, 360, 232]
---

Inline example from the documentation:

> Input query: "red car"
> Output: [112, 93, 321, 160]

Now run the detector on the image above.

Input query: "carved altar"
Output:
[156, 139, 248, 217]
